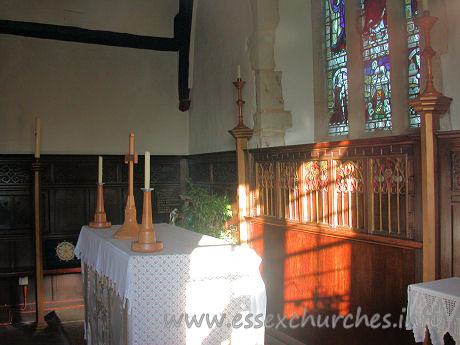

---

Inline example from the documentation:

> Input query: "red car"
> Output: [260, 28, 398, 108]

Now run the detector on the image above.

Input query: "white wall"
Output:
[188, 0, 255, 154]
[0, 0, 189, 155]
[275, 0, 315, 146]
[189, 0, 316, 152]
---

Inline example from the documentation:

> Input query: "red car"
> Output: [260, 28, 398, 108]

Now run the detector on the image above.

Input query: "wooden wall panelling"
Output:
[437, 131, 460, 278]
[248, 219, 419, 345]
[438, 136, 453, 278]
[0, 191, 33, 236]
[187, 151, 237, 198]
[247, 135, 423, 345]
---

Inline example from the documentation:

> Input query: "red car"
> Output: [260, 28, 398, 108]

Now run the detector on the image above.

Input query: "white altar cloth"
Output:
[75, 224, 266, 345]
[406, 277, 460, 345]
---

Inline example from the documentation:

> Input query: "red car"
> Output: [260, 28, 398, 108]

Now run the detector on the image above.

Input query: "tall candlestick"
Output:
[422, 0, 429, 11]
[113, 133, 140, 239]
[145, 152, 150, 189]
[237, 65, 241, 79]
[34, 118, 41, 158]
[98, 156, 103, 184]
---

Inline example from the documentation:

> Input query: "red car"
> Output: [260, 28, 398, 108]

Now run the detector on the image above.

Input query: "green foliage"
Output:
[178, 179, 233, 241]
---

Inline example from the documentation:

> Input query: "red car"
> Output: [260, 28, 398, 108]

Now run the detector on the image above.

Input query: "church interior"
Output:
[0, 0, 459, 344]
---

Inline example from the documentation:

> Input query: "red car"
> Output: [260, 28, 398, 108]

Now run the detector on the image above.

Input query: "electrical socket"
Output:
[18, 276, 28, 285]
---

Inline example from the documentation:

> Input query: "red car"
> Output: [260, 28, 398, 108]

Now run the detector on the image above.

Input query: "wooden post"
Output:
[32, 161, 46, 328]
[410, 11, 452, 282]
[230, 78, 253, 245]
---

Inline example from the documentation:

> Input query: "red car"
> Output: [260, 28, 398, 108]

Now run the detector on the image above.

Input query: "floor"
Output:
[0, 308, 85, 345]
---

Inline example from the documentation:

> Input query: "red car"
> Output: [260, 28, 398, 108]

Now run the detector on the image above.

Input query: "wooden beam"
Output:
[0, 19, 178, 51]
[174, 0, 194, 111]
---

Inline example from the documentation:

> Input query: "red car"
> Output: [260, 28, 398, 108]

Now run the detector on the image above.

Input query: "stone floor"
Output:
[0, 308, 85, 345]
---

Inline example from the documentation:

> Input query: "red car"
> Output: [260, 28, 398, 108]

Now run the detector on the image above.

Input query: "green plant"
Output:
[177, 179, 234, 241]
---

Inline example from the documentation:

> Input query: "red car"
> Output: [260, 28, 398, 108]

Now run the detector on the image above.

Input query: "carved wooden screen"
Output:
[280, 161, 300, 220]
[250, 138, 417, 239]
[256, 162, 276, 217]
[302, 161, 328, 224]
[369, 156, 412, 236]
[334, 160, 365, 229]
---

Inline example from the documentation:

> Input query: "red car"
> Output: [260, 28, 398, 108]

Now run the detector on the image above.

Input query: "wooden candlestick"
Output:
[113, 134, 140, 239]
[32, 160, 46, 328]
[89, 183, 111, 228]
[410, 11, 452, 282]
[232, 78, 247, 129]
[131, 188, 163, 252]
[229, 77, 253, 245]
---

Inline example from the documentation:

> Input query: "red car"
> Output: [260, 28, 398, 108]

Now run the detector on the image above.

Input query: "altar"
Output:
[75, 224, 266, 345]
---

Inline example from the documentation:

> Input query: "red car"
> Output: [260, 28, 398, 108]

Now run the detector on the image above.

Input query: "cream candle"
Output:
[237, 65, 241, 79]
[422, 0, 429, 11]
[145, 152, 150, 189]
[98, 156, 103, 184]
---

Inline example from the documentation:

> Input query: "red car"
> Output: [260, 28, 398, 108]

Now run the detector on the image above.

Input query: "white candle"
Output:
[422, 0, 429, 11]
[237, 65, 241, 79]
[34, 118, 41, 158]
[145, 152, 150, 189]
[98, 156, 103, 184]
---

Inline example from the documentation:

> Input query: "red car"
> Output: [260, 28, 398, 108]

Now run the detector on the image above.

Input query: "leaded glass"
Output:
[362, 0, 392, 131]
[326, 0, 349, 136]
[405, 0, 421, 128]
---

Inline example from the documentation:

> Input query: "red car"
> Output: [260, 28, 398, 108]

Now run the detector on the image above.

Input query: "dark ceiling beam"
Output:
[174, 0, 193, 112]
[0, 19, 178, 51]
[0, 12, 193, 112]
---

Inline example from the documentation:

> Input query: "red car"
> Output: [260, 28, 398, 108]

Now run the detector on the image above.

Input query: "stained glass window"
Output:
[326, 0, 349, 136]
[361, 0, 392, 131]
[405, 0, 421, 128]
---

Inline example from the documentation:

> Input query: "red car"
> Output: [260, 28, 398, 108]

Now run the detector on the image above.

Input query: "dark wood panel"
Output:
[0, 192, 32, 232]
[249, 220, 419, 345]
[54, 190, 87, 233]
[187, 151, 237, 198]
[437, 131, 460, 278]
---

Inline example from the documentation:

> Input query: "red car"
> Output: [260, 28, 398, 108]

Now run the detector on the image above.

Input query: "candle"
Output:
[422, 0, 429, 11]
[237, 65, 241, 79]
[98, 156, 103, 184]
[34, 118, 41, 158]
[144, 152, 150, 189]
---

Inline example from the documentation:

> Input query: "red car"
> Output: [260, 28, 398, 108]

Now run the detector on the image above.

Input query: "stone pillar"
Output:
[387, 0, 410, 134]
[249, 0, 291, 147]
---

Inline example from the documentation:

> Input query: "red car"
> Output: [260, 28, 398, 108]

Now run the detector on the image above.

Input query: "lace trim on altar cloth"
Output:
[406, 282, 460, 345]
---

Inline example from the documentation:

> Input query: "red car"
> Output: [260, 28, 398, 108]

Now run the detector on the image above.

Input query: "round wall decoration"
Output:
[55, 241, 76, 262]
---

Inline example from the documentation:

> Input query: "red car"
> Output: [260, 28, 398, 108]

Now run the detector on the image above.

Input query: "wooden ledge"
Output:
[246, 216, 423, 250]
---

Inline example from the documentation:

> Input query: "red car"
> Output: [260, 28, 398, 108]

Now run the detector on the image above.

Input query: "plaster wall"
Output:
[188, 0, 255, 154]
[274, 0, 315, 146]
